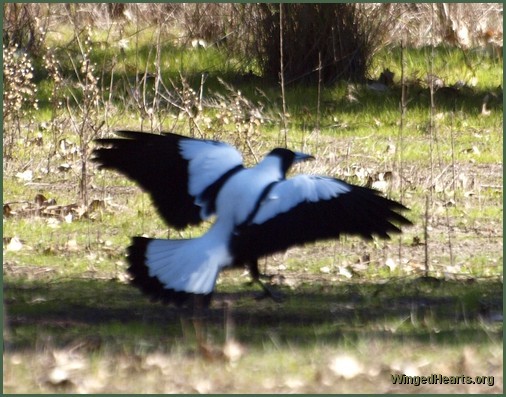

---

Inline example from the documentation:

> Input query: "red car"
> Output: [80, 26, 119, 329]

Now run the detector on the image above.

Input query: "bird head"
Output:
[267, 148, 314, 175]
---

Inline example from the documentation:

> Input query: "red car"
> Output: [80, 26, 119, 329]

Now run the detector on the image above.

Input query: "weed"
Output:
[3, 44, 39, 163]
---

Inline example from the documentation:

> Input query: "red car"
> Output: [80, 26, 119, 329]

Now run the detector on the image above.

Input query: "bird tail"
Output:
[127, 236, 230, 307]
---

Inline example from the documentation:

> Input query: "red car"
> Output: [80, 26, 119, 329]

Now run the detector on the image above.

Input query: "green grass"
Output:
[371, 45, 503, 90]
[3, 21, 503, 394]
[4, 276, 502, 393]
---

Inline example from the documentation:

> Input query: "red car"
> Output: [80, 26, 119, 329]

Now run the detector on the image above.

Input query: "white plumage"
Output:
[93, 131, 411, 306]
[216, 155, 286, 225]
[146, 235, 232, 295]
[179, 139, 243, 200]
[252, 175, 351, 225]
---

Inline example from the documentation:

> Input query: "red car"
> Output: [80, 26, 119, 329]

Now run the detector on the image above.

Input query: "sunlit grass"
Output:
[371, 45, 503, 90]
[4, 20, 503, 394]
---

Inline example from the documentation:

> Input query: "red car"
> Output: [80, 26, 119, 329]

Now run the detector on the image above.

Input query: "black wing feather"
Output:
[231, 182, 412, 263]
[93, 131, 199, 229]
[92, 131, 243, 229]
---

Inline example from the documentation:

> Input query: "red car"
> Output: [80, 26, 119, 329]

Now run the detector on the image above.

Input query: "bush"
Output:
[2, 3, 49, 55]
[3, 44, 38, 162]
[252, 4, 393, 84]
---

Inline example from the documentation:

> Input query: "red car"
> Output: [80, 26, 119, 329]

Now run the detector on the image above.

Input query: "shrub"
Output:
[252, 4, 394, 84]
[2, 3, 49, 55]
[3, 44, 38, 162]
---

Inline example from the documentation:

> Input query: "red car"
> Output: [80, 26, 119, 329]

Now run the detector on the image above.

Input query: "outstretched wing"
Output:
[230, 175, 412, 262]
[92, 131, 244, 229]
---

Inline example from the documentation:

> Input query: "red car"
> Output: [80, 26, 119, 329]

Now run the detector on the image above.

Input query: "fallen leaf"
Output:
[372, 180, 388, 192]
[337, 266, 353, 279]
[284, 376, 305, 390]
[329, 354, 364, 379]
[66, 239, 79, 251]
[88, 199, 105, 213]
[3, 204, 12, 217]
[57, 163, 72, 172]
[76, 205, 88, 219]
[34, 193, 47, 206]
[47, 367, 70, 386]
[15, 170, 33, 182]
[385, 257, 397, 271]
[46, 218, 61, 228]
[320, 266, 331, 274]
[193, 379, 213, 394]
[223, 339, 245, 365]
[6, 237, 23, 252]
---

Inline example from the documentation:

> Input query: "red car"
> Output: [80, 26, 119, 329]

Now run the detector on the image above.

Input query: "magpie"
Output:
[93, 131, 412, 307]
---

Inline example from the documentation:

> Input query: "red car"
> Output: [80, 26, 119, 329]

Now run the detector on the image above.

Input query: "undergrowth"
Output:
[3, 9, 503, 394]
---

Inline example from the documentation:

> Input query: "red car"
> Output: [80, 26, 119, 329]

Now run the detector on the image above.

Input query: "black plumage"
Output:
[93, 131, 412, 307]
[93, 130, 243, 229]
[231, 183, 410, 263]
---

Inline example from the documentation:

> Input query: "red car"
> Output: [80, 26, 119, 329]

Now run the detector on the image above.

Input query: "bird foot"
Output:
[254, 286, 285, 303]
[258, 273, 275, 281]
[245, 273, 274, 287]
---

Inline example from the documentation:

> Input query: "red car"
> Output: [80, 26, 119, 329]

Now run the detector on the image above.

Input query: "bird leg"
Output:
[255, 279, 285, 303]
[191, 294, 207, 349]
[248, 260, 284, 302]
[180, 295, 213, 357]
[258, 272, 276, 282]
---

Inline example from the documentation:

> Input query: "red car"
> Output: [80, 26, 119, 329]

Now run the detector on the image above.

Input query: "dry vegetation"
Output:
[3, 3, 503, 394]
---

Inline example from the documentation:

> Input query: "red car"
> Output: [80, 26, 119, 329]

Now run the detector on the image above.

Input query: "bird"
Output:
[92, 130, 412, 307]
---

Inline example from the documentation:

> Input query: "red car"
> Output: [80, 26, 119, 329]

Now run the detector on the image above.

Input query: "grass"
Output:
[371, 45, 503, 88]
[3, 20, 503, 393]
[4, 276, 502, 393]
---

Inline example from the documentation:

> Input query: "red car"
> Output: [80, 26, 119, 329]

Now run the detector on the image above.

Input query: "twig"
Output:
[428, 4, 435, 202]
[429, 163, 452, 188]
[245, 135, 259, 164]
[450, 104, 457, 202]
[152, 25, 162, 132]
[279, 4, 288, 147]
[424, 195, 430, 277]
[397, 37, 407, 267]
[315, 51, 322, 145]
[423, 5, 437, 277]
[199, 72, 208, 111]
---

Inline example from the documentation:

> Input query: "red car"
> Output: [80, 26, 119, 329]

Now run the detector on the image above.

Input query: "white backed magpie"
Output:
[93, 131, 412, 306]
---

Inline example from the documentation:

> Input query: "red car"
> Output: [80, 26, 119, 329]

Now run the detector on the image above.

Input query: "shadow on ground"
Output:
[4, 275, 503, 353]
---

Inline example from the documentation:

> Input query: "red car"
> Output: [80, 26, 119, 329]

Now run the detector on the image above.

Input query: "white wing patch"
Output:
[179, 139, 243, 198]
[252, 175, 351, 225]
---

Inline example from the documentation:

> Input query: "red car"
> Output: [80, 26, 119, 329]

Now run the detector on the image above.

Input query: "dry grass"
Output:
[3, 343, 502, 393]
[3, 5, 503, 393]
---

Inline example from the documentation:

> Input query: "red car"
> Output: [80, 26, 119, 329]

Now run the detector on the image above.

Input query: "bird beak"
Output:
[293, 152, 315, 163]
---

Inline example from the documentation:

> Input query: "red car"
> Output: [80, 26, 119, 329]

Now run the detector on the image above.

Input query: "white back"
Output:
[215, 154, 286, 226]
